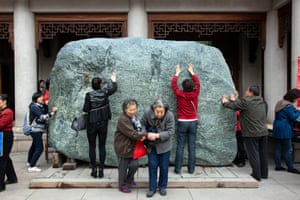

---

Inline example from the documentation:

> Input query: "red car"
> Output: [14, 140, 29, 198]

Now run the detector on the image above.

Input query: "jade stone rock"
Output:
[48, 37, 236, 166]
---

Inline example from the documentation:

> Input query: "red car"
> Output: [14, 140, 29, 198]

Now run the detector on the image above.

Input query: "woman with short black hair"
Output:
[83, 73, 117, 178]
[27, 92, 57, 172]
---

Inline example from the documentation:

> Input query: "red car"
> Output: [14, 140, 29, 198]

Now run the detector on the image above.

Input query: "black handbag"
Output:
[71, 114, 88, 134]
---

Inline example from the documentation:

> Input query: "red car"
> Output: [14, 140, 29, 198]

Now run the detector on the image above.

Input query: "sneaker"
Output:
[146, 191, 156, 198]
[159, 189, 167, 196]
[27, 162, 39, 167]
[28, 166, 42, 172]
[119, 187, 131, 193]
[126, 180, 137, 187]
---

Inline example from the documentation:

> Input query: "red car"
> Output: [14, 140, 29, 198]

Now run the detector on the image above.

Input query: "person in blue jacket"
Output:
[272, 88, 300, 174]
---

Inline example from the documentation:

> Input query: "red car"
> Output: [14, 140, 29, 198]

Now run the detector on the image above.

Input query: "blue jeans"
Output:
[274, 138, 294, 170]
[27, 132, 44, 167]
[174, 121, 197, 173]
[148, 148, 170, 192]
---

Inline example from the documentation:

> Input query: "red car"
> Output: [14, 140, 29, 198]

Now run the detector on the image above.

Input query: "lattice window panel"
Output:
[153, 23, 260, 39]
[0, 23, 9, 39]
[39, 23, 124, 41]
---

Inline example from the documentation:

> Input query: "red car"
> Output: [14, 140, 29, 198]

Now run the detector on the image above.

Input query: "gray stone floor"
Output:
[1, 152, 300, 200]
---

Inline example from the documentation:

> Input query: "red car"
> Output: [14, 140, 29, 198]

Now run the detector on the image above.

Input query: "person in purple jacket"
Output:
[272, 88, 300, 174]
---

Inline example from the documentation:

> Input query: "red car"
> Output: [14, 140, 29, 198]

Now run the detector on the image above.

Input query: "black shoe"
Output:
[174, 169, 180, 174]
[91, 168, 97, 178]
[98, 168, 104, 178]
[159, 189, 167, 196]
[287, 168, 300, 174]
[5, 179, 18, 184]
[188, 169, 195, 174]
[275, 166, 286, 171]
[146, 191, 156, 198]
[0, 185, 5, 192]
[250, 174, 261, 181]
[236, 162, 245, 168]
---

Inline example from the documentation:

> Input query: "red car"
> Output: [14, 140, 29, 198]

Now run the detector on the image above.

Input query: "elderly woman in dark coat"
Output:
[114, 98, 147, 193]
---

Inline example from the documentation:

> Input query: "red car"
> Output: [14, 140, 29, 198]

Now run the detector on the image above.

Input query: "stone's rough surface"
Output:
[49, 37, 236, 166]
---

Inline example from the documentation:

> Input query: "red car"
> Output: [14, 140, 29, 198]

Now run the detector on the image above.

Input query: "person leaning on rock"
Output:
[221, 85, 268, 181]
[83, 72, 117, 178]
[172, 64, 200, 175]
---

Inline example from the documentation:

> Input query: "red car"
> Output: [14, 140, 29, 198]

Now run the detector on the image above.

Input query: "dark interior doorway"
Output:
[0, 39, 15, 112]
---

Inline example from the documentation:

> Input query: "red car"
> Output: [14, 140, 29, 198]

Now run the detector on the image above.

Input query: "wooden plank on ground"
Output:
[215, 167, 237, 178]
[29, 166, 258, 189]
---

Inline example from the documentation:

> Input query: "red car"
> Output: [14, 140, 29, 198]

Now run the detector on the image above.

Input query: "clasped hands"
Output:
[140, 132, 159, 141]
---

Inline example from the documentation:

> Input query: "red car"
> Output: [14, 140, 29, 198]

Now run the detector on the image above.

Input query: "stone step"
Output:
[29, 165, 258, 189]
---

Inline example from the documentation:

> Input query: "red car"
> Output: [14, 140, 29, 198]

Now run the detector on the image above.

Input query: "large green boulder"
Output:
[49, 37, 236, 166]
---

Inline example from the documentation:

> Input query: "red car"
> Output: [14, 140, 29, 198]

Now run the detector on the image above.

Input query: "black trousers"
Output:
[87, 121, 108, 168]
[243, 135, 268, 180]
[118, 157, 138, 189]
[0, 132, 17, 189]
[233, 131, 246, 164]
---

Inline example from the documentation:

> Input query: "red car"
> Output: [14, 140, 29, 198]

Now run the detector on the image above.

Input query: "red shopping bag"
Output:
[133, 140, 147, 160]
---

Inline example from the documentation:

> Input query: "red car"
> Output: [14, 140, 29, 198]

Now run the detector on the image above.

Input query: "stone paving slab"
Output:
[29, 165, 258, 189]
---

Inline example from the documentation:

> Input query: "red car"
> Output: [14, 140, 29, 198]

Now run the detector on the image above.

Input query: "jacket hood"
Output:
[275, 99, 293, 112]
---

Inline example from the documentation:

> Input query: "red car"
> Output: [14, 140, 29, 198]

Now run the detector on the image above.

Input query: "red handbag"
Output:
[133, 140, 147, 160]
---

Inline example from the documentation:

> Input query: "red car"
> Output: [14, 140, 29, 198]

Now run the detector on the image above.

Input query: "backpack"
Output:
[23, 112, 36, 136]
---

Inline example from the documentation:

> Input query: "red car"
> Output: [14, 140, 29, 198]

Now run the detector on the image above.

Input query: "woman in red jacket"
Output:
[172, 64, 200, 174]
[0, 94, 18, 192]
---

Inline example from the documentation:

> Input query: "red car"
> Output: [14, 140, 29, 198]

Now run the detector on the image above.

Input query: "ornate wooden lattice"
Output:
[153, 23, 261, 39]
[36, 14, 128, 48]
[39, 22, 124, 40]
[0, 23, 9, 39]
[0, 14, 13, 47]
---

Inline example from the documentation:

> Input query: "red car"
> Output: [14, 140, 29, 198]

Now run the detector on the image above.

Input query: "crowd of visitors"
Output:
[2, 64, 300, 196]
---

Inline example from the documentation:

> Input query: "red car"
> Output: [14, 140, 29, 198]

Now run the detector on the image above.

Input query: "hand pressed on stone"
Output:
[175, 64, 181, 76]
[187, 63, 195, 75]
[110, 72, 116, 82]
[221, 96, 229, 104]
